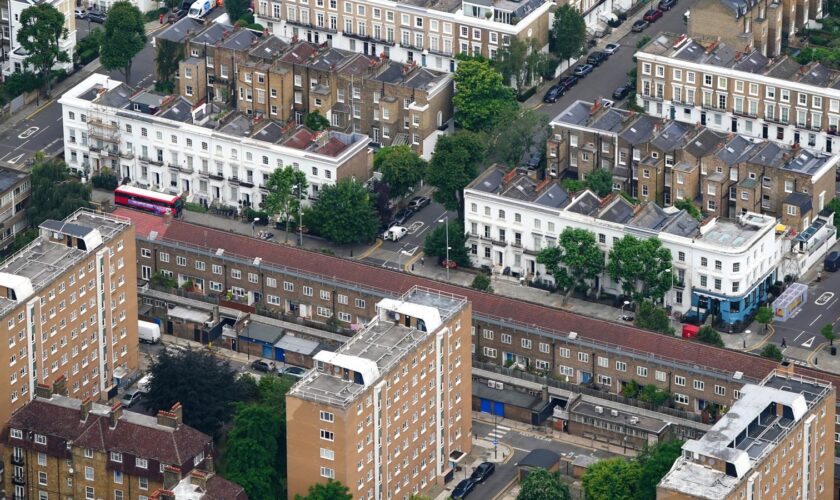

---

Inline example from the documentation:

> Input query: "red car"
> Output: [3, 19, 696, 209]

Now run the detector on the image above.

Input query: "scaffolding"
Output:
[87, 103, 121, 174]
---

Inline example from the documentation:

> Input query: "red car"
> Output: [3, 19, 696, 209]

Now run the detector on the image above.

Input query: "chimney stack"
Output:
[156, 403, 183, 428]
[204, 455, 215, 473]
[53, 375, 67, 396]
[34, 383, 52, 399]
[80, 396, 94, 422]
[189, 469, 208, 490]
[163, 466, 181, 490]
[109, 402, 123, 428]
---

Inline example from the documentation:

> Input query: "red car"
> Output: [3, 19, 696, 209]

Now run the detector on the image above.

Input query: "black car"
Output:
[613, 86, 631, 99]
[825, 251, 840, 272]
[87, 10, 106, 22]
[658, 0, 677, 10]
[542, 84, 564, 103]
[167, 7, 187, 21]
[586, 51, 608, 66]
[393, 207, 414, 225]
[558, 75, 579, 90]
[451, 479, 477, 499]
[470, 462, 496, 483]
[526, 150, 543, 169]
[250, 360, 272, 373]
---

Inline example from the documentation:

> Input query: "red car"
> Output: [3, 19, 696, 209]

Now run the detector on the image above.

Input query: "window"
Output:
[85, 466, 95, 480]
[521, 338, 531, 349]
[39, 471, 48, 486]
[34, 434, 46, 445]
[578, 352, 589, 362]
[110, 452, 123, 463]
[320, 429, 334, 441]
[674, 375, 686, 386]
[136, 458, 148, 469]
[674, 393, 689, 405]
[114, 470, 123, 484]
[693, 380, 705, 391]
[320, 466, 335, 479]
[714, 385, 726, 396]
[655, 370, 667, 382]
[10, 428, 22, 439]
[615, 361, 627, 372]
[482, 347, 497, 358]
[320, 448, 335, 460]
[320, 411, 335, 422]
[636, 366, 648, 377]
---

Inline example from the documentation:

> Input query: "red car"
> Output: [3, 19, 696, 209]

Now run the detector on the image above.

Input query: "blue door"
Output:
[275, 348, 286, 362]
[480, 399, 491, 413]
[493, 401, 505, 418]
[261, 344, 273, 358]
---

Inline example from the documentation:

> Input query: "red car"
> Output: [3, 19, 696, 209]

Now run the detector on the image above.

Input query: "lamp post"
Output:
[493, 412, 498, 459]
[438, 216, 450, 280]
[621, 300, 630, 317]
[664, 267, 675, 309]
[295, 183, 304, 247]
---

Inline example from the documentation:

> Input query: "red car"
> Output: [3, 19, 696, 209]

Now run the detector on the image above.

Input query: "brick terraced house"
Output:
[0, 167, 30, 252]
[114, 207, 840, 495]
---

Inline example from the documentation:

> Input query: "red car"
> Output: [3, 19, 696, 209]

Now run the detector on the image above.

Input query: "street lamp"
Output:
[663, 267, 675, 309]
[621, 300, 630, 319]
[294, 183, 304, 246]
[438, 216, 450, 280]
[398, 250, 412, 271]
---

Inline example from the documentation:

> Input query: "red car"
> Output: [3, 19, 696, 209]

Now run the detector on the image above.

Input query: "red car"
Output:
[643, 8, 663, 22]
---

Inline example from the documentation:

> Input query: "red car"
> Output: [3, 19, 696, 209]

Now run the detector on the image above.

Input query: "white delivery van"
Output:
[137, 374, 153, 393]
[187, 0, 212, 19]
[383, 226, 408, 241]
[138, 320, 161, 344]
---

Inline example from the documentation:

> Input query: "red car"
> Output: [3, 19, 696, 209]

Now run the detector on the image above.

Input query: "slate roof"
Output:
[784, 192, 813, 213]
[683, 129, 724, 158]
[566, 191, 601, 215]
[518, 449, 560, 469]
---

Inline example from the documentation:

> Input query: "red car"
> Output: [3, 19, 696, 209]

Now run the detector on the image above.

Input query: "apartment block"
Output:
[0, 209, 138, 429]
[0, 167, 30, 252]
[59, 73, 371, 209]
[548, 100, 839, 233]
[1, 388, 221, 500]
[157, 19, 453, 157]
[636, 33, 840, 156]
[286, 287, 472, 499]
[114, 207, 840, 496]
[4, 0, 75, 76]
[252, 0, 552, 73]
[687, 0, 787, 58]
[658, 368, 835, 499]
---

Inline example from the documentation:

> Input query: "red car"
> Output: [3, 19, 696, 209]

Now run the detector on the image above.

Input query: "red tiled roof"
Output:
[115, 209, 840, 389]
[205, 475, 248, 500]
[317, 136, 348, 156]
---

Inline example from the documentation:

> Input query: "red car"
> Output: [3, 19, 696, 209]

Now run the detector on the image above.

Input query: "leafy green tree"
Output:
[674, 199, 702, 221]
[303, 111, 330, 131]
[492, 36, 529, 93]
[492, 108, 549, 168]
[585, 168, 614, 197]
[622, 379, 641, 398]
[821, 323, 836, 346]
[3, 71, 41, 99]
[100, 1, 146, 83]
[607, 235, 673, 301]
[225, 0, 250, 23]
[145, 348, 245, 439]
[536, 228, 604, 297]
[760, 343, 783, 361]
[425, 131, 486, 217]
[453, 58, 516, 132]
[634, 300, 674, 335]
[263, 166, 308, 243]
[27, 154, 92, 227]
[162, 0, 180, 10]
[17, 3, 69, 97]
[638, 384, 671, 407]
[471, 273, 493, 292]
[549, 4, 586, 64]
[294, 480, 353, 500]
[582, 457, 641, 500]
[150, 271, 178, 289]
[155, 39, 184, 93]
[696, 326, 725, 348]
[373, 145, 426, 199]
[423, 220, 470, 266]
[222, 406, 282, 499]
[755, 306, 773, 333]
[305, 178, 379, 245]
[516, 468, 570, 500]
[74, 27, 103, 65]
[635, 440, 684, 499]
[371, 180, 392, 224]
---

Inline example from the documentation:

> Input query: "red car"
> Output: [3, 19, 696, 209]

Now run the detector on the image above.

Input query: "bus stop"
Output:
[771, 283, 808, 322]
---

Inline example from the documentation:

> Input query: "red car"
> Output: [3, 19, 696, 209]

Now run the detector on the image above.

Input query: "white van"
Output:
[187, 0, 212, 19]
[383, 226, 408, 241]
[138, 320, 161, 344]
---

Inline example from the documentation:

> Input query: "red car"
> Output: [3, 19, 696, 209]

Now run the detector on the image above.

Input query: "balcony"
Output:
[12, 474, 25, 485]
[491, 238, 507, 247]
[11, 455, 24, 466]
[228, 176, 240, 185]
[149, 159, 164, 166]
[524, 248, 541, 256]
[119, 151, 134, 160]
[180, 164, 194, 174]
[479, 234, 493, 242]
[511, 241, 523, 249]
[764, 115, 789, 125]
[240, 180, 255, 188]
[829, 126, 839, 136]
[209, 173, 224, 181]
[732, 109, 757, 119]
[199, 169, 210, 177]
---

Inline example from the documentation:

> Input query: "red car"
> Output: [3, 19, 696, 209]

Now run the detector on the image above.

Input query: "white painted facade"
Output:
[59, 74, 372, 209]
[5, 0, 76, 76]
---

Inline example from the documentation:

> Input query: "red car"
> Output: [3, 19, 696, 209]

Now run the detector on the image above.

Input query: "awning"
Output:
[113, 367, 128, 380]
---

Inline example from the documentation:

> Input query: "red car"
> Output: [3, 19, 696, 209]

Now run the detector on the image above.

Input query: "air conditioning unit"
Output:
[568, 332, 578, 340]
[595, 406, 603, 414]
[497, 382, 504, 390]
[610, 409, 619, 417]
[629, 417, 639, 425]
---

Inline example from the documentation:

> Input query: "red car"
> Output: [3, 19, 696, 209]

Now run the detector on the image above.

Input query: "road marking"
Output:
[7, 154, 23, 164]
[18, 127, 39, 139]
[30, 125, 49, 138]
[0, 152, 10, 162]
[793, 330, 806, 342]
[815, 292, 834, 306]
[406, 221, 424, 234]
[807, 341, 829, 367]
[829, 297, 839, 310]
[510, 446, 531, 453]
[809, 314, 823, 327]
[802, 336, 816, 348]
[56, 116, 63, 122]
[13, 140, 29, 151]
[356, 239, 383, 260]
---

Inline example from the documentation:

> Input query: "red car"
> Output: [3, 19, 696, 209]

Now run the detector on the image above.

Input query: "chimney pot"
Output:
[110, 402, 123, 428]
[163, 466, 181, 490]
[80, 396, 93, 422]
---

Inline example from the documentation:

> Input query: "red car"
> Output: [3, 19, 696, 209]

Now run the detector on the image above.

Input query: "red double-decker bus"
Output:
[114, 185, 183, 216]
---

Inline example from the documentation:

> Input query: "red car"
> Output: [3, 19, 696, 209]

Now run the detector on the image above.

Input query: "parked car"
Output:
[470, 462, 496, 483]
[631, 19, 650, 31]
[572, 64, 594, 77]
[451, 479, 477, 499]
[120, 388, 142, 408]
[393, 207, 413, 225]
[526, 150, 543, 169]
[74, 7, 87, 18]
[167, 7, 187, 21]
[643, 8, 663, 22]
[558, 75, 579, 90]
[658, 0, 677, 10]
[613, 86, 631, 99]
[87, 9, 106, 22]
[250, 359, 272, 373]
[283, 366, 307, 379]
[825, 251, 840, 272]
[383, 226, 408, 242]
[542, 84, 564, 103]
[586, 51, 608, 66]
[407, 196, 430, 210]
[604, 43, 620, 55]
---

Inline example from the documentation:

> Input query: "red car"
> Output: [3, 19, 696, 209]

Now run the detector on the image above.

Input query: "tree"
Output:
[492, 108, 549, 168]
[425, 131, 486, 217]
[674, 199, 702, 221]
[550, 4, 586, 64]
[634, 300, 674, 335]
[696, 326, 725, 348]
[155, 39, 184, 93]
[17, 3, 69, 97]
[536, 228, 604, 298]
[263, 166, 308, 243]
[162, 0, 180, 10]
[471, 273, 493, 292]
[607, 235, 673, 301]
[373, 145, 427, 199]
[304, 178, 379, 245]
[371, 180, 392, 224]
[294, 480, 352, 500]
[423, 220, 470, 266]
[74, 27, 103, 65]
[452, 58, 516, 132]
[225, 0, 250, 23]
[585, 168, 613, 197]
[821, 323, 836, 346]
[492, 36, 529, 93]
[100, 1, 146, 84]
[755, 306, 773, 333]
[145, 348, 245, 438]
[638, 384, 671, 407]
[303, 111, 330, 132]
[516, 468, 570, 500]
[27, 154, 92, 227]
[582, 457, 641, 500]
[635, 440, 684, 499]
[760, 343, 784, 361]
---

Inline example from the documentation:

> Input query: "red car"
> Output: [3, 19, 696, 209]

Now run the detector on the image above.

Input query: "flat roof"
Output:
[570, 399, 670, 434]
